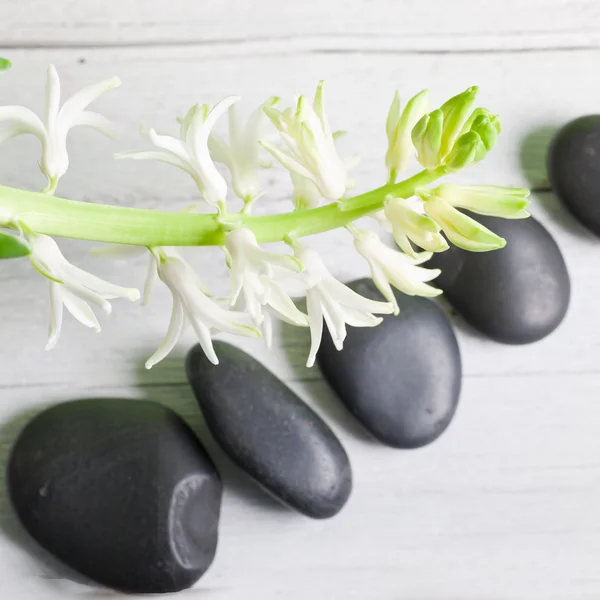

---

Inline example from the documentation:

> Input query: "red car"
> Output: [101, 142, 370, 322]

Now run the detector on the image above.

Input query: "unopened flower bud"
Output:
[412, 109, 443, 169]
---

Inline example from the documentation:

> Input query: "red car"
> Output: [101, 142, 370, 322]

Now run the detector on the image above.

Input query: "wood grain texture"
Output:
[0, 2, 600, 598]
[0, 0, 600, 50]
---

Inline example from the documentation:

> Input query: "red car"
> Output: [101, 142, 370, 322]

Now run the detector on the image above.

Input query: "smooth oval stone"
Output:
[547, 115, 600, 235]
[186, 342, 352, 519]
[8, 399, 222, 594]
[317, 279, 461, 449]
[428, 215, 570, 344]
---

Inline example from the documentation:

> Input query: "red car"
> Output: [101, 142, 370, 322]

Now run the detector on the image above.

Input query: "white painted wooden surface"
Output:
[1, 2, 600, 598]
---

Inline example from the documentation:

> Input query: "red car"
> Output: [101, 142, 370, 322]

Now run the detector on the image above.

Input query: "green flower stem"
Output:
[0, 166, 446, 247]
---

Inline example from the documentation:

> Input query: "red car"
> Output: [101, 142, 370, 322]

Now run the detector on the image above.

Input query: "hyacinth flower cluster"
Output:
[0, 63, 530, 368]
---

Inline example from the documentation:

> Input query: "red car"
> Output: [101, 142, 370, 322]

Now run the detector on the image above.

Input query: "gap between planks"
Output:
[1, 32, 600, 55]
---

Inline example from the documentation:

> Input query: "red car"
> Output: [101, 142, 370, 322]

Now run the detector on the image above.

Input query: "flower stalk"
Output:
[0, 166, 446, 247]
[0, 66, 530, 367]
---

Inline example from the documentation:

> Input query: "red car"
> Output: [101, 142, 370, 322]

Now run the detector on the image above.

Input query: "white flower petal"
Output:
[65, 282, 112, 314]
[254, 248, 302, 272]
[226, 228, 305, 328]
[0, 68, 120, 187]
[115, 150, 194, 178]
[207, 132, 231, 166]
[0, 106, 46, 140]
[159, 254, 259, 348]
[145, 298, 185, 369]
[44, 65, 61, 132]
[61, 287, 101, 331]
[319, 288, 347, 351]
[264, 85, 348, 201]
[28, 233, 142, 342]
[338, 306, 383, 328]
[386, 91, 402, 142]
[146, 128, 190, 163]
[228, 261, 246, 306]
[291, 172, 321, 210]
[295, 243, 391, 366]
[262, 309, 274, 349]
[45, 282, 64, 350]
[191, 96, 240, 155]
[64, 263, 140, 301]
[354, 230, 442, 304]
[259, 140, 314, 181]
[243, 100, 274, 156]
[142, 255, 158, 306]
[129, 101, 233, 207]
[227, 102, 242, 148]
[313, 81, 332, 138]
[185, 309, 220, 365]
[58, 76, 121, 122]
[306, 289, 324, 368]
[70, 111, 118, 138]
[0, 123, 30, 145]
[263, 279, 308, 326]
[178, 104, 197, 141]
[369, 262, 399, 314]
[322, 277, 394, 315]
[209, 99, 276, 203]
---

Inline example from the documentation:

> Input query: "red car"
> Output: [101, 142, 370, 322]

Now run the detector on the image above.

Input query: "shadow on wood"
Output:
[519, 125, 600, 239]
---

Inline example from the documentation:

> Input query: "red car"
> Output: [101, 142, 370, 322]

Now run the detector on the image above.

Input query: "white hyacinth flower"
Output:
[385, 89, 429, 182]
[383, 195, 449, 257]
[208, 98, 278, 207]
[291, 172, 322, 211]
[116, 97, 239, 210]
[353, 230, 442, 315]
[291, 130, 359, 210]
[0, 65, 120, 193]
[28, 234, 140, 350]
[260, 81, 348, 202]
[146, 249, 260, 369]
[292, 243, 394, 367]
[225, 228, 308, 344]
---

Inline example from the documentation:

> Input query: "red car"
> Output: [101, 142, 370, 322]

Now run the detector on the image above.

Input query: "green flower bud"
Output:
[469, 114, 501, 151]
[383, 195, 449, 257]
[411, 109, 443, 169]
[419, 191, 507, 252]
[460, 108, 500, 136]
[444, 131, 486, 172]
[439, 86, 479, 158]
[433, 184, 530, 219]
[0, 58, 11, 72]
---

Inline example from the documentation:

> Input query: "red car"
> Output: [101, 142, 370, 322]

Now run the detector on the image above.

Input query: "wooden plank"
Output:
[0, 46, 596, 387]
[1, 375, 600, 598]
[0, 0, 599, 49]
[0, 8, 597, 600]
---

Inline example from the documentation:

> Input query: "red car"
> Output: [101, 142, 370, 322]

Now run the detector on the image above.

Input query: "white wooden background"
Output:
[1, 1, 600, 598]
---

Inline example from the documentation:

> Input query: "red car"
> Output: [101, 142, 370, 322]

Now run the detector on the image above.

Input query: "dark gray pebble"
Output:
[8, 399, 222, 594]
[317, 279, 461, 449]
[428, 215, 570, 344]
[548, 115, 600, 235]
[186, 342, 352, 519]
